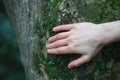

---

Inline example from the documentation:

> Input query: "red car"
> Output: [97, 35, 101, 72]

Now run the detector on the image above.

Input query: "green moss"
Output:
[34, 0, 76, 79]
[34, 0, 120, 80]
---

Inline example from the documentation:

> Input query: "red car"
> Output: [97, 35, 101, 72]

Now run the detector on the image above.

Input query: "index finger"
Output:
[53, 24, 74, 32]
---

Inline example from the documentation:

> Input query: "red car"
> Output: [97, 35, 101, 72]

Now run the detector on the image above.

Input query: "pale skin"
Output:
[46, 21, 120, 69]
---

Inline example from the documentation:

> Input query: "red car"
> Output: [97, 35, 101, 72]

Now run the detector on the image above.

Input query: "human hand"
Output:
[46, 22, 105, 69]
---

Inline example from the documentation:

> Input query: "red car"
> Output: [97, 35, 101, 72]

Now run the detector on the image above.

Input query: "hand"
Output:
[46, 22, 105, 69]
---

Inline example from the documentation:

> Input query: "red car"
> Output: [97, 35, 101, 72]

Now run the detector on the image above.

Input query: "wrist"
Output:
[98, 23, 112, 45]
[98, 21, 120, 45]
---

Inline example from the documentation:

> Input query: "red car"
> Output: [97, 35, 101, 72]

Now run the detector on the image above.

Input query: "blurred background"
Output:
[0, 0, 26, 80]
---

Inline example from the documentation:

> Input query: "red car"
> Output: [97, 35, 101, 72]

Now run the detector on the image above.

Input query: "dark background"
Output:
[0, 0, 26, 80]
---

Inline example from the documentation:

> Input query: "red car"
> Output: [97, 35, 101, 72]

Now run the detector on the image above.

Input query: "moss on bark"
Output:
[34, 0, 120, 80]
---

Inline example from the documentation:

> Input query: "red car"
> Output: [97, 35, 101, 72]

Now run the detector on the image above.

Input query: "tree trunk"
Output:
[3, 0, 41, 80]
[4, 0, 120, 80]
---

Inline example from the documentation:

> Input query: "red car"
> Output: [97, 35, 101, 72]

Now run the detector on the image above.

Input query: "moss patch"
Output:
[34, 0, 120, 80]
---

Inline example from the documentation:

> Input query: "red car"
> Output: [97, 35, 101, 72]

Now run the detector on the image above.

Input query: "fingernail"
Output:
[46, 45, 49, 48]
[68, 65, 73, 69]
[48, 38, 51, 42]
[47, 49, 50, 53]
[47, 49, 51, 53]
[53, 27, 56, 31]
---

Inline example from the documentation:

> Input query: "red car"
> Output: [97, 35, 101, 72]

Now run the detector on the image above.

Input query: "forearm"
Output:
[99, 21, 120, 44]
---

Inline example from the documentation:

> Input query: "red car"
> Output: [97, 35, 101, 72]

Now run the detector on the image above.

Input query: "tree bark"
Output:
[3, 0, 41, 80]
[4, 0, 120, 80]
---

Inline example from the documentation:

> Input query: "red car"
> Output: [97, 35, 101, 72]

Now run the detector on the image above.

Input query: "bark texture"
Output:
[3, 0, 41, 80]
[4, 0, 120, 80]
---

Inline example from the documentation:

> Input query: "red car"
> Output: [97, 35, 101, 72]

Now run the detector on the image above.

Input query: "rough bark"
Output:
[3, 0, 120, 80]
[3, 0, 41, 80]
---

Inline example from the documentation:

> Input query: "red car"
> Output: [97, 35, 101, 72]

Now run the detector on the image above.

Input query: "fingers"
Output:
[67, 46, 102, 69]
[47, 46, 74, 54]
[68, 55, 92, 69]
[53, 24, 74, 32]
[48, 32, 70, 43]
[46, 39, 68, 49]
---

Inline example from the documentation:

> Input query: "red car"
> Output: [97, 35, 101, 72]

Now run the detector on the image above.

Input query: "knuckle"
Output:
[74, 62, 79, 67]
[84, 57, 91, 63]
[68, 45, 75, 53]
[55, 34, 60, 38]
[58, 41, 62, 45]
[64, 39, 68, 44]
[67, 36, 74, 43]
[57, 33, 65, 37]
[54, 41, 60, 46]
[67, 36, 77, 43]
[54, 49, 58, 54]
[55, 48, 62, 53]
[58, 33, 62, 37]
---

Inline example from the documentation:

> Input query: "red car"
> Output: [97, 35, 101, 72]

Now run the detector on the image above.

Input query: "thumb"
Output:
[68, 55, 92, 69]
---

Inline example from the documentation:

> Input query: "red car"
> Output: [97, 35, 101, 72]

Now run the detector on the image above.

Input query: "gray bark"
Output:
[3, 0, 41, 80]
